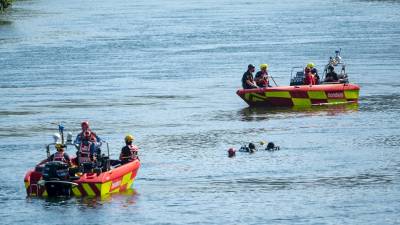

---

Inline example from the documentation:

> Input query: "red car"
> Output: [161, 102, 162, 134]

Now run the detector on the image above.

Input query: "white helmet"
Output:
[52, 133, 61, 144]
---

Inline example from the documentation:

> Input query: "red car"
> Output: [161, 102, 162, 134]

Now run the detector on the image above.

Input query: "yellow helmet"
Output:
[125, 134, 134, 142]
[260, 64, 268, 70]
[307, 62, 315, 69]
[55, 143, 64, 150]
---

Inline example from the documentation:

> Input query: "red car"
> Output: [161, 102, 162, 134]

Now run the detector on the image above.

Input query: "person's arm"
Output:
[94, 134, 103, 147]
[74, 134, 81, 148]
[89, 143, 97, 159]
[119, 147, 125, 160]
[246, 78, 257, 88]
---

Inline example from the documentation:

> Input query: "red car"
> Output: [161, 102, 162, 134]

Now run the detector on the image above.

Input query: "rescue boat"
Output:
[237, 50, 360, 107]
[237, 83, 359, 107]
[24, 124, 140, 197]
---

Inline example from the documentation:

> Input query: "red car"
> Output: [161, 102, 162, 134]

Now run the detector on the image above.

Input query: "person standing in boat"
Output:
[307, 62, 320, 84]
[241, 64, 258, 89]
[74, 121, 102, 163]
[48, 143, 71, 166]
[304, 67, 316, 85]
[119, 134, 139, 164]
[254, 64, 271, 88]
[324, 65, 339, 82]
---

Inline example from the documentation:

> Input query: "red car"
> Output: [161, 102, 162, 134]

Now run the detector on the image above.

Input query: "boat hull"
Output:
[24, 159, 140, 197]
[236, 83, 360, 107]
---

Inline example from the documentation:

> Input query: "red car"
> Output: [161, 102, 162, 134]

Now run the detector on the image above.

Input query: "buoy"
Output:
[228, 148, 236, 157]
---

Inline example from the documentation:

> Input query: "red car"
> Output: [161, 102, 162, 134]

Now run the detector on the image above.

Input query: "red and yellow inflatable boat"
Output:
[238, 50, 360, 107]
[24, 125, 140, 197]
[237, 83, 360, 107]
[24, 159, 140, 197]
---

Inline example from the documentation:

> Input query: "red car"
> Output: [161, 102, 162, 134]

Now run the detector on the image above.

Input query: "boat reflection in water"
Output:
[238, 103, 359, 121]
[76, 189, 139, 208]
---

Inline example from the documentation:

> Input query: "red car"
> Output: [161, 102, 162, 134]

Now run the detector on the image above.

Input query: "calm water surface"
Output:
[1, 0, 400, 224]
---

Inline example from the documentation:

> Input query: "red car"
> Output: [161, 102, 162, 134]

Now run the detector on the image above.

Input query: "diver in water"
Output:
[239, 142, 257, 153]
[265, 142, 280, 151]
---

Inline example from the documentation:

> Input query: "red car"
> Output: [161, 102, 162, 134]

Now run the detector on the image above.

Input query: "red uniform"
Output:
[304, 72, 316, 85]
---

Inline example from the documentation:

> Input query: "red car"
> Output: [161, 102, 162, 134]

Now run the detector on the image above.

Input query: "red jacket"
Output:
[304, 73, 316, 85]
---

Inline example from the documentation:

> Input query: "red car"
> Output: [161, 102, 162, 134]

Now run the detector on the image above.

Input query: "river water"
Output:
[1, 0, 400, 224]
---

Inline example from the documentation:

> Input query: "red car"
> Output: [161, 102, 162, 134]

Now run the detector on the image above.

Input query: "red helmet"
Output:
[81, 121, 89, 130]
[228, 148, 236, 157]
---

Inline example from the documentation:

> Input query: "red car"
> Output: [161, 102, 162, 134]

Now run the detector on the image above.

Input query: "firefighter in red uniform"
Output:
[119, 134, 139, 164]
[304, 63, 316, 85]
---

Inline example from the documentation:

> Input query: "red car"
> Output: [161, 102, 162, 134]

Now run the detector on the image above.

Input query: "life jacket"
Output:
[53, 151, 67, 162]
[256, 77, 269, 87]
[78, 131, 97, 163]
[304, 72, 315, 85]
[128, 145, 138, 158]
[121, 144, 139, 162]
[255, 71, 269, 87]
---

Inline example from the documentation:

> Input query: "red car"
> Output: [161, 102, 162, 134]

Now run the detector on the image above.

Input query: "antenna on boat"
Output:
[335, 49, 342, 64]
[58, 123, 65, 144]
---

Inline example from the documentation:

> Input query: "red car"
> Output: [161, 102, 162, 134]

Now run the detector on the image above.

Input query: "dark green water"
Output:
[1, 0, 400, 224]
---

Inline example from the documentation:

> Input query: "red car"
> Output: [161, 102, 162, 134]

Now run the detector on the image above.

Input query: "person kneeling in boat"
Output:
[74, 121, 102, 164]
[241, 64, 258, 89]
[120, 134, 139, 164]
[48, 143, 72, 166]
[324, 65, 339, 82]
[254, 64, 272, 88]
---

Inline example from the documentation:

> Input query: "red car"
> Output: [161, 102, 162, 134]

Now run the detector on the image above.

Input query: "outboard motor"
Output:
[42, 161, 72, 197]
[81, 162, 95, 173]
[98, 154, 110, 172]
